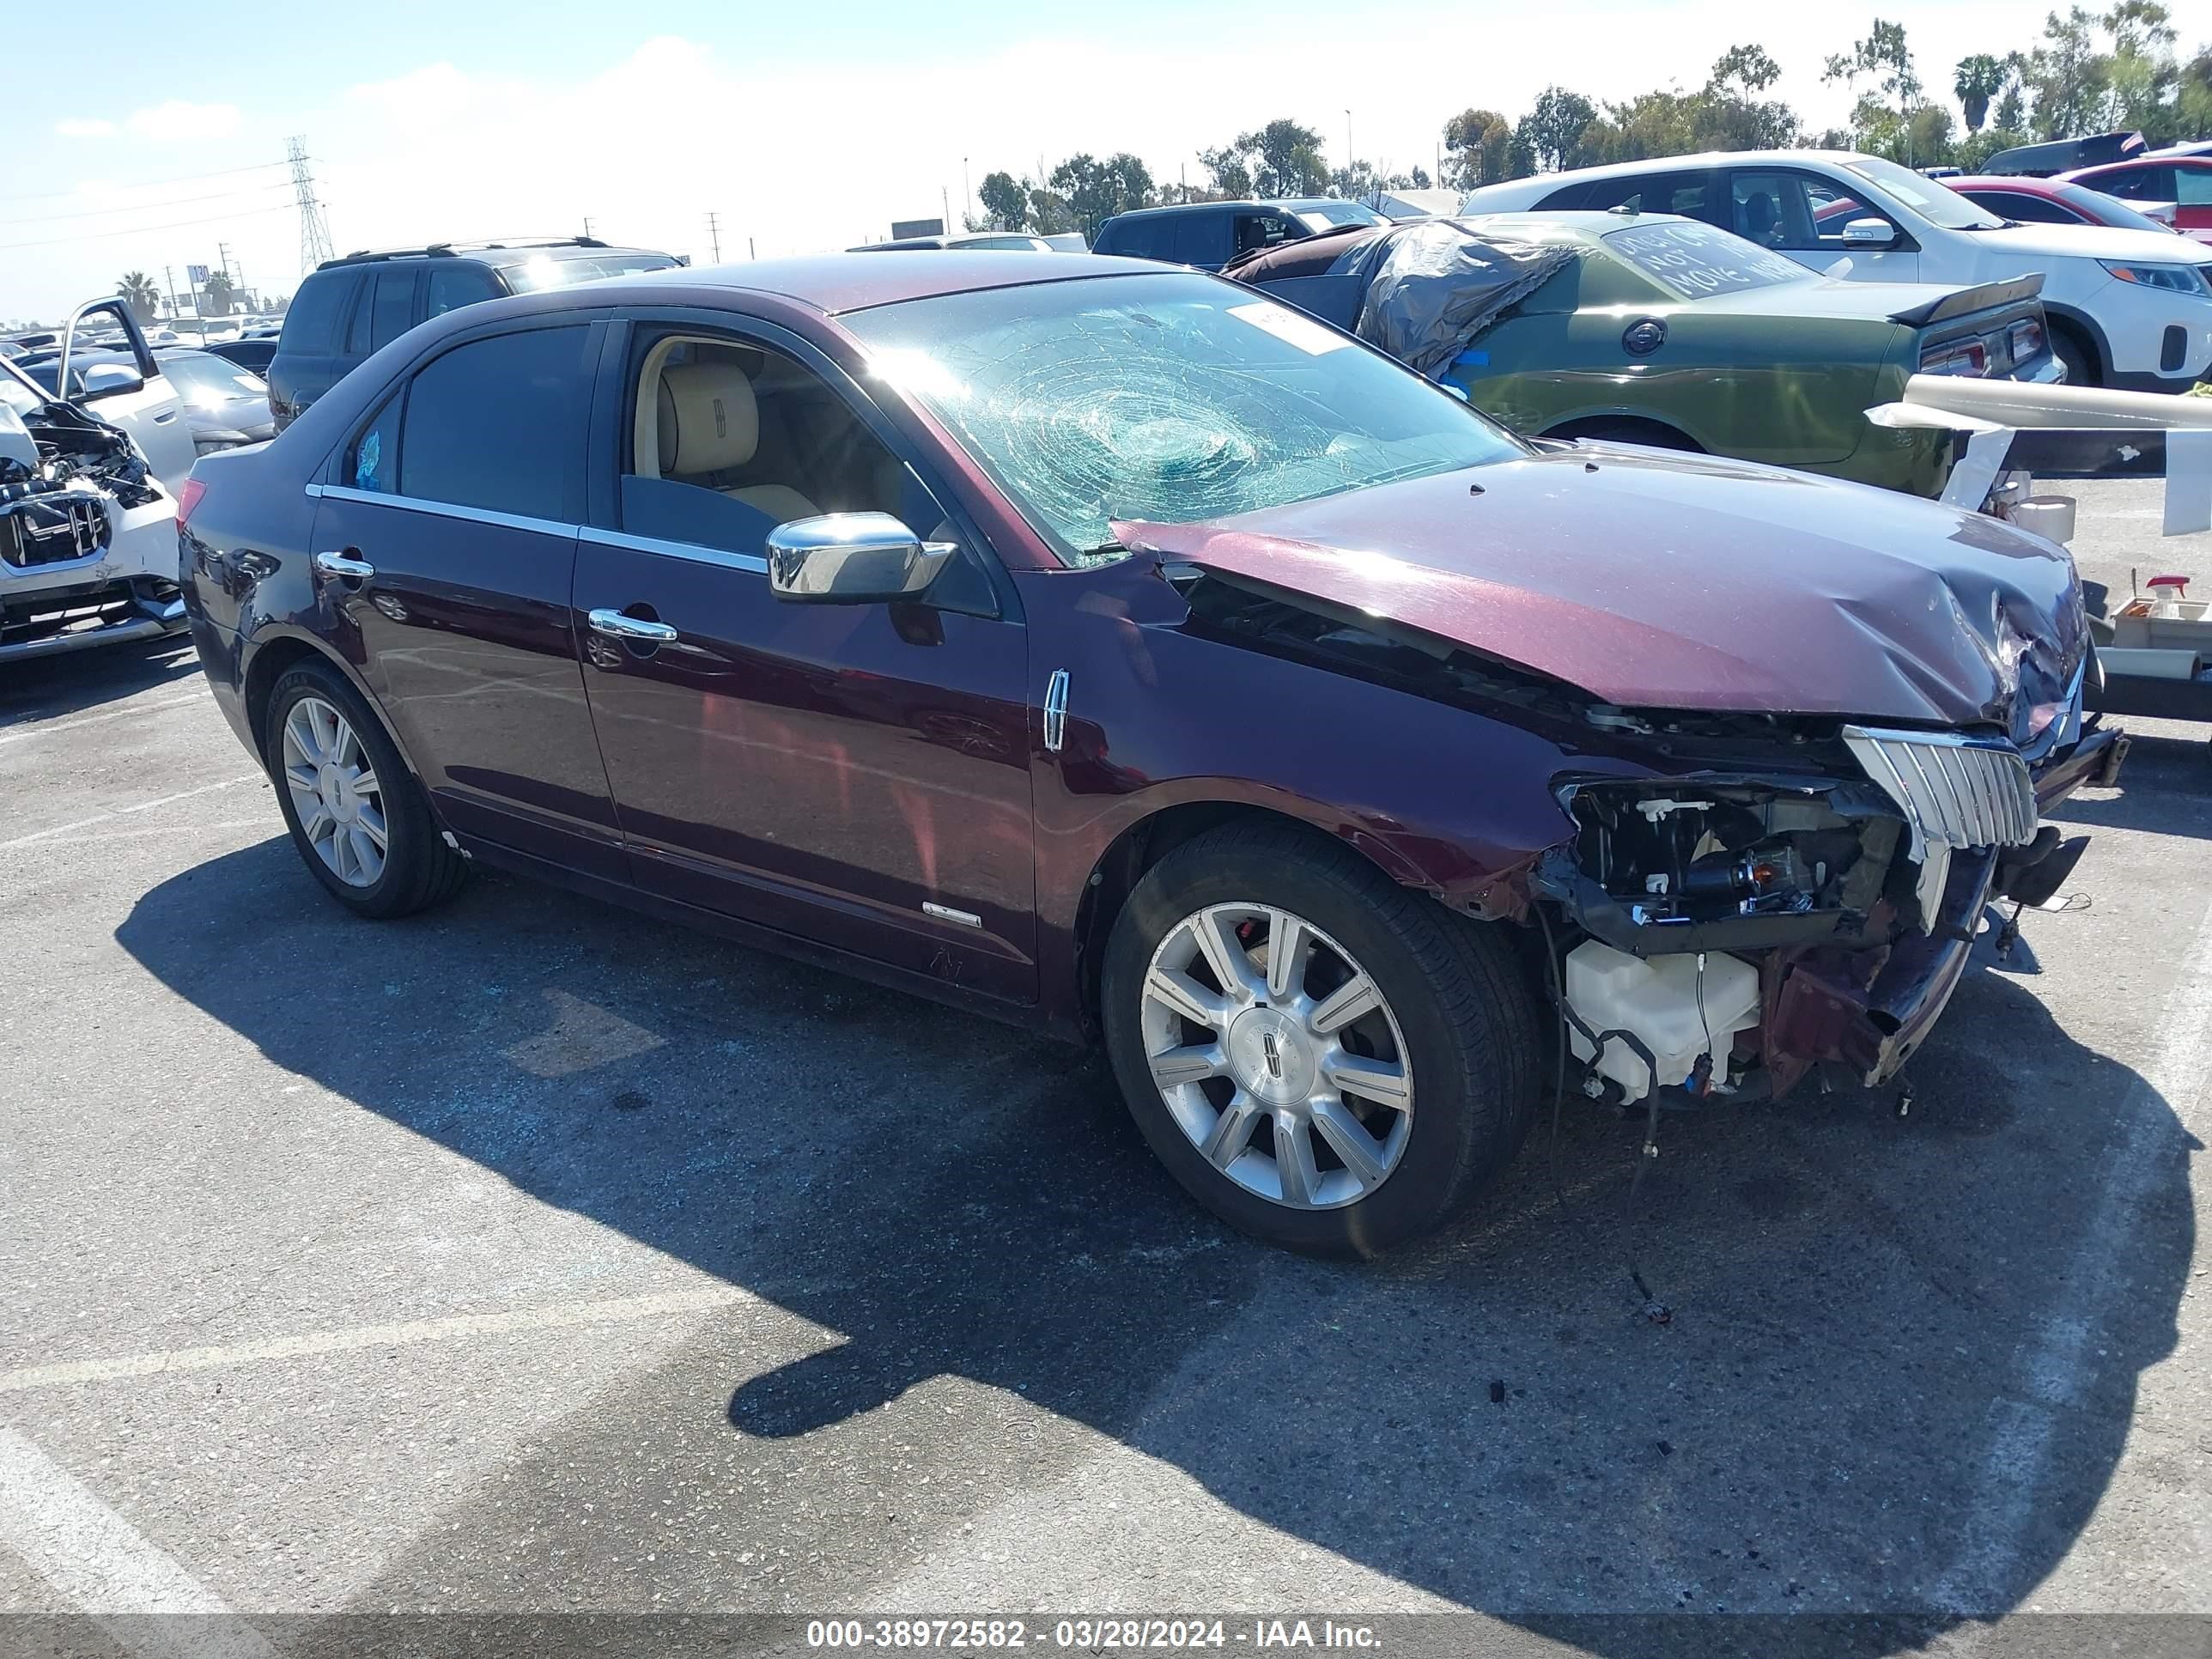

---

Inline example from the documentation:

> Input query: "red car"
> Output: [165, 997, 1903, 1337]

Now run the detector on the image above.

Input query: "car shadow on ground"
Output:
[0, 636, 200, 725]
[2048, 732, 2212, 842]
[116, 840, 2195, 1650]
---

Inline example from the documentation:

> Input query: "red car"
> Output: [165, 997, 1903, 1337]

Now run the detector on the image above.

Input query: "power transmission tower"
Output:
[289, 136, 334, 275]
[707, 212, 721, 262]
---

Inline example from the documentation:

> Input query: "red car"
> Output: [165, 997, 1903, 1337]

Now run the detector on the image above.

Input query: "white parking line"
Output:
[0, 1428, 278, 1657]
[0, 776, 261, 854]
[0, 691, 211, 748]
[0, 1285, 756, 1395]
[1929, 884, 2212, 1615]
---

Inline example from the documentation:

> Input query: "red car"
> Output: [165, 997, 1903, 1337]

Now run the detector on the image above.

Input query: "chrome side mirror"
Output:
[1840, 217, 1898, 250]
[766, 512, 955, 605]
[78, 362, 146, 400]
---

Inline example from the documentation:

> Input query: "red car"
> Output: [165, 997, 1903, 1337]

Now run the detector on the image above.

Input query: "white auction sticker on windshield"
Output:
[1227, 301, 1352, 355]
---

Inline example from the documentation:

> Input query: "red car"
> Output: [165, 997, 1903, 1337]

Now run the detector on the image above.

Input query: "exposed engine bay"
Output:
[1, 369, 184, 661]
[1169, 560, 2104, 1109]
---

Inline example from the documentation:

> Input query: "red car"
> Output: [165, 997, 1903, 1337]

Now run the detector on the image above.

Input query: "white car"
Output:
[33, 298, 198, 493]
[1, 353, 186, 664]
[1463, 149, 2212, 391]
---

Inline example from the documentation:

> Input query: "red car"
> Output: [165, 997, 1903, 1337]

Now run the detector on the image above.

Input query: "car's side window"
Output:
[2102, 166, 2174, 201]
[1978, 191, 2075, 224]
[398, 325, 593, 520]
[1107, 217, 1174, 259]
[1577, 172, 1718, 223]
[2178, 170, 2212, 205]
[426, 264, 503, 319]
[345, 390, 404, 494]
[618, 331, 948, 559]
[1728, 170, 1820, 248]
[615, 330, 999, 614]
[278, 273, 353, 354]
[1174, 211, 1231, 266]
[1231, 211, 1304, 258]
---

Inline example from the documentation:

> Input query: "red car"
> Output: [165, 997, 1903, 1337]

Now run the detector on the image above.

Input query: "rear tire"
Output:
[263, 658, 466, 919]
[1101, 820, 1540, 1256]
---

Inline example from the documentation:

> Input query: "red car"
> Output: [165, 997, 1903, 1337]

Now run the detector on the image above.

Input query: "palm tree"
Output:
[1954, 53, 2008, 132]
[117, 270, 161, 323]
[203, 271, 236, 317]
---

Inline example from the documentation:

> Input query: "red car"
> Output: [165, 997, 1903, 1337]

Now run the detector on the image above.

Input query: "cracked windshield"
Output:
[849, 272, 1521, 557]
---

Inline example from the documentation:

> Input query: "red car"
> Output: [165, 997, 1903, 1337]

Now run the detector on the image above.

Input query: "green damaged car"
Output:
[1224, 211, 2061, 497]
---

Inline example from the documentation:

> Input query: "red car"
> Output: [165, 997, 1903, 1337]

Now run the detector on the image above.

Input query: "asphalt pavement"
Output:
[0, 478, 2207, 1658]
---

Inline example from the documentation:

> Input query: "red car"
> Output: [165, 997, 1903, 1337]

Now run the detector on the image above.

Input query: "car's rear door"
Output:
[309, 317, 628, 879]
[570, 312, 1037, 1003]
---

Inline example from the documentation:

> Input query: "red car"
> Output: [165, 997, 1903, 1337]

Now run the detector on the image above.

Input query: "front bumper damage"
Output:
[1540, 719, 2124, 1103]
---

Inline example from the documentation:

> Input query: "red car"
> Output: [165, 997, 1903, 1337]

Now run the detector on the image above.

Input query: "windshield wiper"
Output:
[1958, 220, 2022, 230]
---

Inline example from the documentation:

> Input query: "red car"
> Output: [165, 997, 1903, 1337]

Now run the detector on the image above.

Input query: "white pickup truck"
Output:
[1, 305, 190, 663]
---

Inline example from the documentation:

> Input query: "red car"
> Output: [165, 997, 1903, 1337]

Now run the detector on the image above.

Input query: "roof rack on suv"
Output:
[317, 236, 611, 270]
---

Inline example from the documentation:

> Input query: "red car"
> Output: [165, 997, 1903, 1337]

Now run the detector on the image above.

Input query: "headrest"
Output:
[658, 362, 759, 476]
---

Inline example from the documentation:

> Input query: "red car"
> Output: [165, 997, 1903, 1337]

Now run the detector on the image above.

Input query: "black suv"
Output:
[1091, 199, 1385, 271]
[267, 238, 679, 429]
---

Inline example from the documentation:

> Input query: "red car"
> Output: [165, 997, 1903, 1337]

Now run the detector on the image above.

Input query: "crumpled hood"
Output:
[1115, 444, 2085, 727]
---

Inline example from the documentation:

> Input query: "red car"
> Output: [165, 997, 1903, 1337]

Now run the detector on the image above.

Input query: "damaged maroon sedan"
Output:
[180, 254, 2122, 1255]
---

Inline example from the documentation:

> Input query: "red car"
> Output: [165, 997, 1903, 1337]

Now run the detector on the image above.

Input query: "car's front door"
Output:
[1728, 167, 1921, 282]
[311, 319, 628, 879]
[572, 317, 1037, 1002]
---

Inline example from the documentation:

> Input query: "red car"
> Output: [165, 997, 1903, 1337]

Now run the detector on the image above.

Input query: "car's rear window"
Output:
[1600, 221, 1811, 298]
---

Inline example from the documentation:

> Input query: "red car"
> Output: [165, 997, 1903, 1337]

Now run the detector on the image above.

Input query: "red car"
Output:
[1946, 173, 2191, 239]
[2058, 155, 2212, 237]
[179, 253, 2118, 1254]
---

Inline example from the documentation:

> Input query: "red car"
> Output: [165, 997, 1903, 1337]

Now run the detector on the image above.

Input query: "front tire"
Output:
[2051, 325, 2099, 387]
[1102, 820, 1540, 1256]
[263, 659, 465, 919]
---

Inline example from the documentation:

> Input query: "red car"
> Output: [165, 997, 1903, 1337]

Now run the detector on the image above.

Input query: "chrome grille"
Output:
[1843, 726, 2039, 930]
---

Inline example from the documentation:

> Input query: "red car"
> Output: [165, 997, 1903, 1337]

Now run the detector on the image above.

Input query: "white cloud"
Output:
[53, 118, 115, 138]
[125, 100, 244, 143]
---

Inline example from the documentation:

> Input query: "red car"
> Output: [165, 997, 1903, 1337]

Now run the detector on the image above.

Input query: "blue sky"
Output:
[7, 0, 2210, 321]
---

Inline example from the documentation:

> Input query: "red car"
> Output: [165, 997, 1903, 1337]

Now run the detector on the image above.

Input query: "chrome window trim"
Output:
[580, 527, 769, 576]
[315, 483, 575, 539]
[308, 483, 773, 574]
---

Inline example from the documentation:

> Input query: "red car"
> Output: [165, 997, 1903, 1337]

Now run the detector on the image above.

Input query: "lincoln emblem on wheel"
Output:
[177, 250, 2118, 1254]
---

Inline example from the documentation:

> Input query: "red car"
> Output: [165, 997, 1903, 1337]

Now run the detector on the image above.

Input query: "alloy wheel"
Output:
[1138, 902, 1413, 1209]
[280, 696, 388, 888]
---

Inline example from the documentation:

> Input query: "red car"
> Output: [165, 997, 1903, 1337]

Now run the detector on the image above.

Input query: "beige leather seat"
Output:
[657, 361, 819, 523]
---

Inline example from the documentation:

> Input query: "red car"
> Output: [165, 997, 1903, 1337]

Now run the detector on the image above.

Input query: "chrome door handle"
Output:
[587, 608, 678, 643]
[313, 550, 374, 580]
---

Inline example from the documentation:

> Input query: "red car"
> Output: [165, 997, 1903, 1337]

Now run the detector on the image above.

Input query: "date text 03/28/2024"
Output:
[805, 1619, 1383, 1649]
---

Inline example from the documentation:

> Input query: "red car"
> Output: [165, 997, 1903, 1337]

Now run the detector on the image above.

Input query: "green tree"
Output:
[1441, 107, 1514, 189]
[1954, 53, 2008, 129]
[202, 271, 235, 317]
[116, 271, 160, 322]
[1826, 20, 1923, 115]
[1693, 46, 1801, 149]
[1709, 43, 1784, 96]
[1230, 119, 1328, 196]
[977, 170, 1028, 231]
[1198, 144, 1253, 198]
[2027, 7, 2110, 137]
[1048, 152, 1155, 238]
[1517, 86, 1598, 172]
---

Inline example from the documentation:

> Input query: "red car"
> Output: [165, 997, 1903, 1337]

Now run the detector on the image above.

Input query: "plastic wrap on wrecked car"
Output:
[1346, 221, 1577, 380]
